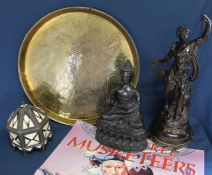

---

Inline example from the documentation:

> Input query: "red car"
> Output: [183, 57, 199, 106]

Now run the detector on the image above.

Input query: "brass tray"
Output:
[18, 7, 140, 125]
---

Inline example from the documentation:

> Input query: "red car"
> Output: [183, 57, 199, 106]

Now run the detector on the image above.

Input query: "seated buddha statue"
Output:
[95, 61, 147, 152]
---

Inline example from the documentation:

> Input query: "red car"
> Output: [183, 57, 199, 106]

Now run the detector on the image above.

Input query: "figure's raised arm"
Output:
[194, 15, 211, 45]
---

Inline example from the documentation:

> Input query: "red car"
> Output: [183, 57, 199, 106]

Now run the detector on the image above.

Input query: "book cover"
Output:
[34, 121, 204, 175]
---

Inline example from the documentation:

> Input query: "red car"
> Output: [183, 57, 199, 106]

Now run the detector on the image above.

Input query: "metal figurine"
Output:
[95, 61, 147, 152]
[151, 15, 211, 149]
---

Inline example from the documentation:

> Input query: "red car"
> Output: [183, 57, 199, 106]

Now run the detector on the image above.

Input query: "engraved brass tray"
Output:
[18, 7, 139, 125]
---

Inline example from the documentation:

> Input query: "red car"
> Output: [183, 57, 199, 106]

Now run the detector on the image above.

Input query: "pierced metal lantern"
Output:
[7, 103, 52, 155]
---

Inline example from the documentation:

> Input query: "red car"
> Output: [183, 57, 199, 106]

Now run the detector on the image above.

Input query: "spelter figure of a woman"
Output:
[96, 61, 147, 152]
[151, 15, 211, 149]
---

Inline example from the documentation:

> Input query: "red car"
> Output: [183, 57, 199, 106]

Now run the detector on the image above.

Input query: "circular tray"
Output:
[18, 7, 140, 125]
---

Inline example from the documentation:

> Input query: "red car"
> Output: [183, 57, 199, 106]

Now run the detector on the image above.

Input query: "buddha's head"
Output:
[176, 26, 189, 41]
[121, 61, 134, 85]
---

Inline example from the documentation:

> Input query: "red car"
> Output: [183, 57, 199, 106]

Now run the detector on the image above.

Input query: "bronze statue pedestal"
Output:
[150, 118, 194, 150]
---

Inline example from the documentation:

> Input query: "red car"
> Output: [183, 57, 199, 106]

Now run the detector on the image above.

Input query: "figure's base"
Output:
[149, 119, 194, 150]
[149, 134, 194, 150]
[96, 128, 148, 152]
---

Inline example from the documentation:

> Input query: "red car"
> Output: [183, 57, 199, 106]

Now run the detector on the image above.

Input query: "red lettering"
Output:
[149, 144, 165, 154]
[125, 152, 137, 162]
[150, 154, 160, 167]
[160, 147, 167, 154]
[173, 161, 187, 174]
[86, 141, 102, 151]
[67, 137, 87, 150]
[113, 150, 123, 160]
[108, 149, 116, 156]
[186, 164, 196, 175]
[98, 145, 110, 154]
[140, 152, 151, 164]
[178, 161, 187, 174]
[162, 157, 172, 171]
[150, 143, 175, 156]
[173, 161, 179, 172]
[150, 144, 161, 152]
[108, 150, 123, 160]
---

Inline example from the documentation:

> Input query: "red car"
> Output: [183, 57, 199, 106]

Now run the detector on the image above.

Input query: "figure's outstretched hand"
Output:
[151, 59, 161, 67]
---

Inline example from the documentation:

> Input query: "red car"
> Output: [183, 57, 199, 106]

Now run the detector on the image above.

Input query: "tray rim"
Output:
[18, 6, 140, 125]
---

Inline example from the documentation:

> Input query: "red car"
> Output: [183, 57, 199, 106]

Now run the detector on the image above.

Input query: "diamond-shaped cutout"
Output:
[33, 110, 45, 123]
[33, 110, 39, 116]
[43, 130, 51, 138]
[39, 113, 46, 120]
[24, 137, 31, 145]
[10, 115, 18, 129]
[43, 123, 49, 131]
[24, 132, 40, 146]
[9, 132, 17, 139]
[23, 114, 35, 129]
[10, 132, 21, 146]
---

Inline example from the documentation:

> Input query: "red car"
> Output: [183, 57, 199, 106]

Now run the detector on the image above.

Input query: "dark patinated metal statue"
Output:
[150, 15, 211, 149]
[95, 61, 147, 152]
